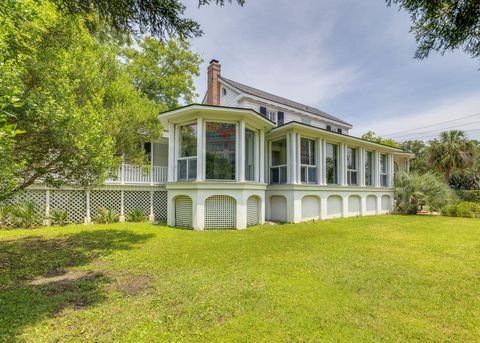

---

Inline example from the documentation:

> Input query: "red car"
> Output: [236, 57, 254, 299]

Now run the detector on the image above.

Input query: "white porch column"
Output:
[259, 129, 265, 183]
[149, 191, 155, 222]
[296, 133, 301, 184]
[376, 195, 382, 214]
[321, 140, 327, 185]
[388, 154, 394, 187]
[266, 140, 272, 184]
[85, 190, 92, 224]
[167, 192, 175, 227]
[238, 120, 246, 182]
[374, 151, 381, 187]
[316, 138, 323, 185]
[259, 195, 266, 224]
[44, 189, 51, 226]
[119, 190, 125, 222]
[342, 196, 348, 218]
[150, 141, 154, 185]
[339, 143, 347, 186]
[167, 123, 175, 182]
[288, 132, 297, 184]
[196, 117, 204, 182]
[359, 147, 366, 187]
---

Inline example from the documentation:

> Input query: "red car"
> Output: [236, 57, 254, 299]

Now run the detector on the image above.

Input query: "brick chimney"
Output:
[206, 59, 221, 105]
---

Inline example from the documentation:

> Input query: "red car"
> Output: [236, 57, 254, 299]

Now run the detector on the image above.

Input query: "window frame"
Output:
[300, 137, 317, 184]
[364, 150, 373, 186]
[204, 120, 237, 181]
[380, 153, 388, 187]
[177, 122, 198, 181]
[325, 142, 338, 185]
[346, 146, 358, 186]
[245, 126, 257, 182]
[270, 137, 287, 184]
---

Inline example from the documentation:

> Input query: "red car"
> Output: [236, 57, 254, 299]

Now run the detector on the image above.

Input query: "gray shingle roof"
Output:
[219, 77, 352, 127]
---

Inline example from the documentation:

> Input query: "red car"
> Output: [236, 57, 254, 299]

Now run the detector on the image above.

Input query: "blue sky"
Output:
[184, 0, 480, 140]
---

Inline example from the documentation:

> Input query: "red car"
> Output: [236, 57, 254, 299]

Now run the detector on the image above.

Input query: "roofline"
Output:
[220, 77, 353, 128]
[271, 121, 406, 152]
[159, 103, 277, 125]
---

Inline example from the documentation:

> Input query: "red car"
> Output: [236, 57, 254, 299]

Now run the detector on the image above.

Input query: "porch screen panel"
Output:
[326, 143, 338, 184]
[270, 138, 287, 184]
[178, 124, 197, 181]
[365, 151, 373, 186]
[245, 128, 255, 181]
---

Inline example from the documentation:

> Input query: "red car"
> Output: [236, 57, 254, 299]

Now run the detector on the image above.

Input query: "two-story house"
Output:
[159, 59, 413, 230]
[10, 59, 413, 229]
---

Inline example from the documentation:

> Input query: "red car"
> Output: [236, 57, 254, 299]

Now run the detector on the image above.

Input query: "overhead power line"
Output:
[387, 120, 480, 139]
[383, 112, 480, 138]
[395, 128, 480, 141]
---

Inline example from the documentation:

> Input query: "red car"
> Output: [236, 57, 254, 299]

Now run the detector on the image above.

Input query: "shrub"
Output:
[394, 172, 455, 214]
[94, 207, 119, 224]
[49, 208, 70, 226]
[442, 202, 480, 218]
[456, 190, 480, 203]
[127, 208, 147, 222]
[6, 201, 42, 228]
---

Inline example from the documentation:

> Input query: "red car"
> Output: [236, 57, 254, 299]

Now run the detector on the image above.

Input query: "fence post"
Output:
[43, 189, 51, 226]
[119, 190, 125, 222]
[85, 190, 92, 224]
[149, 190, 155, 223]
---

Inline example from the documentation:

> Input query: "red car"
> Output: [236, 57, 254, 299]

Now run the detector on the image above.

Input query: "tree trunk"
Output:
[444, 169, 451, 184]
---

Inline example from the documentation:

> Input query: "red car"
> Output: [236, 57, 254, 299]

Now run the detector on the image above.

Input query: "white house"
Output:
[159, 59, 413, 230]
[11, 59, 413, 229]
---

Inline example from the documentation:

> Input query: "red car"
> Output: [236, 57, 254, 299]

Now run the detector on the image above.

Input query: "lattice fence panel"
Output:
[51, 190, 85, 223]
[124, 191, 151, 218]
[2, 190, 46, 216]
[247, 196, 260, 226]
[175, 196, 192, 228]
[154, 191, 168, 221]
[205, 195, 236, 230]
[90, 190, 121, 219]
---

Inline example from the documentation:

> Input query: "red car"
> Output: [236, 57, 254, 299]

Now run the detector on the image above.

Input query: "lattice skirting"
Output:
[0, 189, 168, 224]
[205, 195, 237, 230]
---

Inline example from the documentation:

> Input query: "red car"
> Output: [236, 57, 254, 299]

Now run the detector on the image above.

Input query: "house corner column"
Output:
[259, 129, 265, 183]
[359, 147, 366, 187]
[167, 192, 175, 227]
[236, 193, 247, 230]
[296, 133, 301, 184]
[196, 117, 204, 182]
[316, 138, 323, 185]
[238, 120, 246, 182]
[167, 123, 175, 182]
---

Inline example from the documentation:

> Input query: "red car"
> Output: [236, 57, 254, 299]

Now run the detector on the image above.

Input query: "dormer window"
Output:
[337, 128, 343, 134]
[326, 125, 332, 131]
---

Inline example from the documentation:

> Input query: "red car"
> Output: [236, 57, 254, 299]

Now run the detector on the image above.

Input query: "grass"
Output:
[0, 215, 479, 342]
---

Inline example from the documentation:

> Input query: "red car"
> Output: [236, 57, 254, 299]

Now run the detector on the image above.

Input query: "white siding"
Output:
[219, 85, 241, 107]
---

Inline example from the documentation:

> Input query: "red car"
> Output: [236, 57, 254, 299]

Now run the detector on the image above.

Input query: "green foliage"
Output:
[123, 37, 202, 109]
[456, 190, 480, 203]
[427, 130, 478, 183]
[4, 202, 42, 229]
[0, 1, 201, 199]
[442, 201, 480, 218]
[399, 140, 428, 174]
[50, 0, 244, 39]
[387, 0, 480, 61]
[94, 208, 119, 224]
[49, 208, 70, 226]
[394, 172, 454, 214]
[450, 163, 480, 190]
[127, 208, 147, 222]
[361, 131, 400, 148]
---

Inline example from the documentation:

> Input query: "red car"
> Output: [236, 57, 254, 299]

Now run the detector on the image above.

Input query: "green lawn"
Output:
[0, 216, 479, 342]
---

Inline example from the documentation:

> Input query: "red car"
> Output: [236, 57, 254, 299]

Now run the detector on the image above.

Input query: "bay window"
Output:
[300, 138, 316, 183]
[245, 128, 255, 181]
[365, 151, 373, 186]
[177, 123, 197, 181]
[270, 138, 287, 184]
[326, 143, 338, 184]
[380, 154, 388, 186]
[205, 122, 236, 180]
[346, 147, 358, 185]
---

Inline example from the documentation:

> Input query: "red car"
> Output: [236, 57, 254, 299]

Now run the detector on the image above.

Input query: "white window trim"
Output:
[346, 147, 358, 186]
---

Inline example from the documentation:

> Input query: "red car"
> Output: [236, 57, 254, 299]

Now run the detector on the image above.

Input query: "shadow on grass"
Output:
[0, 229, 153, 341]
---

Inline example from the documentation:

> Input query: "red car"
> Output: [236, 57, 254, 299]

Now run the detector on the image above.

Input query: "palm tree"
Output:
[426, 130, 478, 183]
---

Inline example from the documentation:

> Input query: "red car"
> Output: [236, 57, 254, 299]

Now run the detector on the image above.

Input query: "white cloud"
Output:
[351, 91, 480, 140]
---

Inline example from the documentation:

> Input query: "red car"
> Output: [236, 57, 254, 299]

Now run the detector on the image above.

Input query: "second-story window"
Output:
[326, 143, 338, 184]
[270, 138, 287, 184]
[300, 138, 316, 184]
[365, 151, 373, 186]
[178, 124, 197, 181]
[380, 154, 388, 186]
[346, 147, 358, 185]
[206, 122, 236, 180]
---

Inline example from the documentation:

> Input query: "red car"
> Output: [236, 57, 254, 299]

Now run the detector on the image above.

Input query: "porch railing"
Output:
[106, 164, 167, 185]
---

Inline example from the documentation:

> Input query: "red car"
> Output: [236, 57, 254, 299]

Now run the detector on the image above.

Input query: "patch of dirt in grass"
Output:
[109, 274, 153, 296]
[28, 271, 101, 286]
